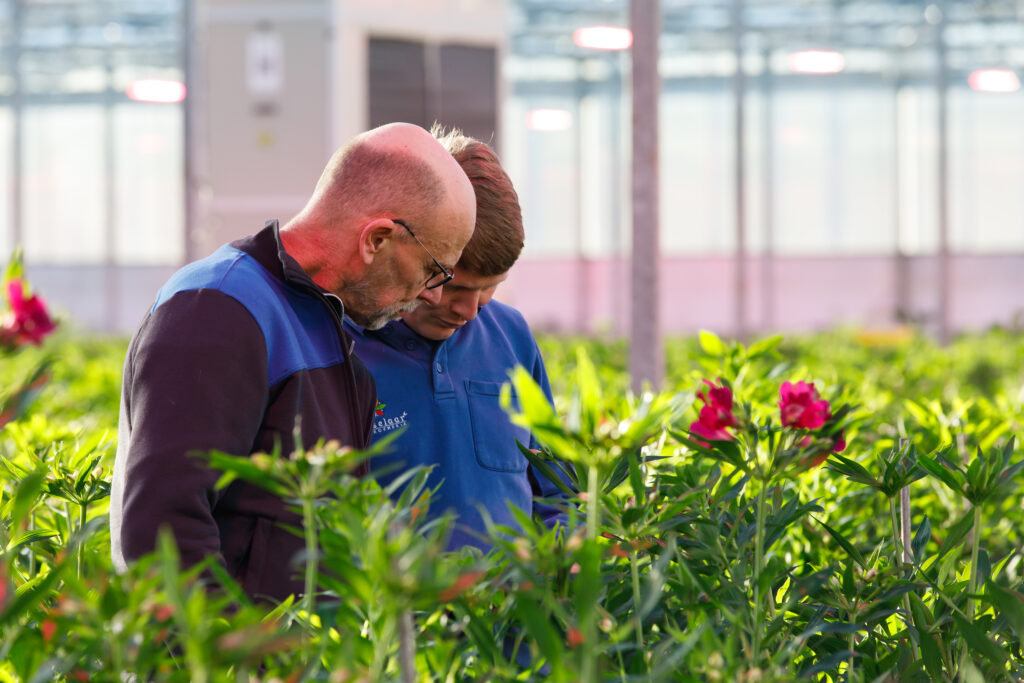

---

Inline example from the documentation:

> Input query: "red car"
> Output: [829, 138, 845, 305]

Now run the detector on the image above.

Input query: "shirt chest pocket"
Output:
[466, 380, 531, 473]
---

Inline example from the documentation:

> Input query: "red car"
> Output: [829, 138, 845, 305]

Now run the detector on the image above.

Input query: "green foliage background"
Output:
[2, 326, 1024, 681]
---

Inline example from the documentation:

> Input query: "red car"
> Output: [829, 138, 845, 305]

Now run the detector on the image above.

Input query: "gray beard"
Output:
[361, 299, 421, 330]
[345, 278, 422, 330]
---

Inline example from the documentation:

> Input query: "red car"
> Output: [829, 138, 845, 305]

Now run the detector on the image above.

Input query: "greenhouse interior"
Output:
[2, 0, 1024, 681]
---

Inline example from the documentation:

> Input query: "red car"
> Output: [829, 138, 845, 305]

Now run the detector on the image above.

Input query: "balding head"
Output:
[282, 123, 476, 329]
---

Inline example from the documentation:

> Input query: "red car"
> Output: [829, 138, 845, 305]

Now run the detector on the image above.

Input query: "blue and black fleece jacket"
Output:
[110, 221, 376, 602]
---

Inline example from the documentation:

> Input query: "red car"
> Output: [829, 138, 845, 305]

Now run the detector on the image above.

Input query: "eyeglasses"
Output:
[392, 219, 454, 289]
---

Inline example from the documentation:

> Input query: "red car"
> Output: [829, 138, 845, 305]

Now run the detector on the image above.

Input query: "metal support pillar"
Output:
[629, 0, 662, 393]
[732, 0, 748, 340]
[761, 47, 775, 331]
[935, 4, 951, 344]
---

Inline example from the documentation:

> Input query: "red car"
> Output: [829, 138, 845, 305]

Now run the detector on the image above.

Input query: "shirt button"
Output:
[405, 341, 416, 350]
[435, 362, 444, 373]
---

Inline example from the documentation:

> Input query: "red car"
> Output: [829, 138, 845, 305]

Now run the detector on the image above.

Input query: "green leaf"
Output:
[934, 509, 975, 564]
[516, 441, 577, 496]
[825, 454, 879, 490]
[627, 449, 644, 506]
[574, 539, 602, 622]
[952, 614, 1008, 667]
[918, 453, 965, 497]
[6, 528, 60, 552]
[698, 329, 726, 356]
[0, 564, 62, 626]
[513, 599, 563, 670]
[911, 515, 931, 561]
[10, 468, 46, 533]
[573, 347, 602, 435]
[814, 516, 866, 568]
[639, 534, 676, 620]
[909, 592, 944, 681]
[746, 335, 783, 359]
[799, 650, 859, 678]
[985, 581, 1024, 637]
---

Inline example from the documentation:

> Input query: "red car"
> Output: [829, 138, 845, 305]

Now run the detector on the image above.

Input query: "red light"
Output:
[526, 109, 572, 131]
[573, 26, 633, 51]
[968, 69, 1020, 93]
[126, 79, 186, 103]
[787, 50, 845, 75]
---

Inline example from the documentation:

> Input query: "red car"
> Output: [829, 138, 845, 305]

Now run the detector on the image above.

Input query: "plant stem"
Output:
[586, 465, 600, 542]
[753, 481, 768, 665]
[968, 504, 982, 622]
[398, 608, 416, 683]
[847, 626, 856, 683]
[582, 464, 600, 683]
[629, 549, 645, 654]
[888, 498, 903, 573]
[958, 504, 984, 677]
[889, 497, 918, 660]
[302, 490, 318, 626]
[27, 515, 36, 578]
[78, 502, 87, 579]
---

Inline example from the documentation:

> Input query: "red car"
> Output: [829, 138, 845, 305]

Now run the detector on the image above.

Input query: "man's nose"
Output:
[417, 286, 444, 305]
[451, 292, 481, 322]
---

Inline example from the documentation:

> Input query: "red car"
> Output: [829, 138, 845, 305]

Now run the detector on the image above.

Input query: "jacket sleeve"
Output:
[526, 340, 576, 529]
[117, 289, 269, 569]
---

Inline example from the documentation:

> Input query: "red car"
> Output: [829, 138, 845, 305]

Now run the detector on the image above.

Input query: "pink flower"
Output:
[779, 381, 830, 430]
[832, 431, 847, 453]
[690, 379, 737, 442]
[1, 278, 56, 347]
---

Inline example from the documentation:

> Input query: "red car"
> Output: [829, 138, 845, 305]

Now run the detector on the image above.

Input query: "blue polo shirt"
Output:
[345, 300, 569, 551]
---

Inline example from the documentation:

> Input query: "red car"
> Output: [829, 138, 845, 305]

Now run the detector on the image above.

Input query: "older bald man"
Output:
[110, 123, 476, 602]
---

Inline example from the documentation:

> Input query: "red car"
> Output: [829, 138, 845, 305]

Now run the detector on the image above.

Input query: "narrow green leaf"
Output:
[10, 468, 46, 532]
[516, 441, 577, 496]
[909, 592, 944, 681]
[814, 516, 866, 568]
[934, 509, 975, 564]
[746, 334, 783, 358]
[985, 581, 1024, 637]
[911, 515, 931, 561]
[627, 450, 644, 506]
[799, 650, 859, 678]
[918, 453, 965, 497]
[574, 539, 602, 622]
[6, 528, 60, 552]
[513, 599, 563, 670]
[952, 614, 1008, 666]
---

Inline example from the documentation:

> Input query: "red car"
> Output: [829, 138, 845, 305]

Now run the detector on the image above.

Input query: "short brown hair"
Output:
[433, 127, 524, 277]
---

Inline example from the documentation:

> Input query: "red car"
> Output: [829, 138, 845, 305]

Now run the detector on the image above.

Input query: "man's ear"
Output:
[358, 218, 397, 265]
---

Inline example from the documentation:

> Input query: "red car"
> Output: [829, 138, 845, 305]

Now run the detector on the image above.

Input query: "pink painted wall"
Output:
[497, 254, 1024, 337]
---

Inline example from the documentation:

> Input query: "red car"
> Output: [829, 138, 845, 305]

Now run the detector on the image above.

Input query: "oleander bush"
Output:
[3, 315, 1024, 681]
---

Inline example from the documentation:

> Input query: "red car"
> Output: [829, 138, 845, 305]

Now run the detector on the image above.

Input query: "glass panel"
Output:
[660, 86, 735, 254]
[506, 96, 578, 256]
[0, 108, 11, 257]
[773, 84, 896, 255]
[22, 105, 106, 264]
[950, 87, 1024, 252]
[114, 103, 184, 264]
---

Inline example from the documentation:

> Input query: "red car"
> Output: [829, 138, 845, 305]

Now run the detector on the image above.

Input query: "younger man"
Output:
[345, 131, 567, 551]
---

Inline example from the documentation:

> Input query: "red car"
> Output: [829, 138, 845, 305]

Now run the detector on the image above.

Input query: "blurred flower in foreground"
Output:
[690, 379, 737, 442]
[1, 277, 57, 348]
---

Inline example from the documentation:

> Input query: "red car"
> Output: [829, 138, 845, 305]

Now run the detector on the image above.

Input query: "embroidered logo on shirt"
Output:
[373, 401, 408, 435]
